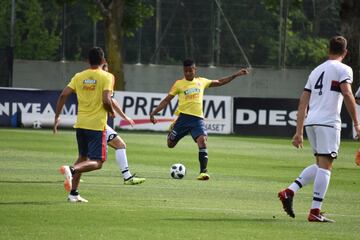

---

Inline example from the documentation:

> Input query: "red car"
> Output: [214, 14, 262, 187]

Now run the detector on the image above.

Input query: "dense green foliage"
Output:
[14, 0, 60, 60]
[0, 0, 60, 60]
[0, 0, 343, 67]
[0, 1, 12, 47]
[0, 129, 359, 239]
[0, 0, 153, 61]
[220, 0, 335, 67]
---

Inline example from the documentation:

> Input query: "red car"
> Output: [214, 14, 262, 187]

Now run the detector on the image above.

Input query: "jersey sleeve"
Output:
[67, 74, 77, 92]
[169, 81, 179, 96]
[110, 75, 115, 97]
[339, 65, 353, 84]
[202, 78, 213, 88]
[304, 79, 311, 91]
[303, 70, 314, 92]
[103, 73, 114, 91]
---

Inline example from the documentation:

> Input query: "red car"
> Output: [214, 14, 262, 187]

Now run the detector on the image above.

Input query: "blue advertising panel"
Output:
[0, 88, 77, 128]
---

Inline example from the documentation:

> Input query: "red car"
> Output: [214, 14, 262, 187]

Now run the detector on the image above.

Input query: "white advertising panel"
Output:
[113, 91, 232, 134]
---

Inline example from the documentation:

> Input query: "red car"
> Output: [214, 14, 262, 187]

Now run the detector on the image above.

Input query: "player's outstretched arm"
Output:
[111, 98, 135, 127]
[53, 87, 73, 134]
[209, 68, 249, 87]
[150, 94, 174, 124]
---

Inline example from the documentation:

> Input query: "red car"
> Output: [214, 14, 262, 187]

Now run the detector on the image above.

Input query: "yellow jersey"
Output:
[169, 77, 212, 118]
[68, 68, 114, 131]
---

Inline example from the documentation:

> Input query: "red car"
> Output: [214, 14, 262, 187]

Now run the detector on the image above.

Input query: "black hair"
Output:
[183, 59, 195, 67]
[88, 47, 104, 66]
[329, 36, 347, 55]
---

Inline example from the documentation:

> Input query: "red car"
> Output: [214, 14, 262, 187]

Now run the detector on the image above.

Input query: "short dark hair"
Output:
[88, 47, 104, 65]
[183, 59, 195, 67]
[329, 36, 347, 55]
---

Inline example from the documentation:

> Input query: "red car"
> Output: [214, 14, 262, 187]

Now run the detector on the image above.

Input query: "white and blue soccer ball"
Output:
[170, 163, 186, 179]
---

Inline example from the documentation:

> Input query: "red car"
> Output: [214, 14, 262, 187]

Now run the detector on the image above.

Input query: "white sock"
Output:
[288, 164, 318, 193]
[311, 168, 331, 210]
[115, 149, 132, 180]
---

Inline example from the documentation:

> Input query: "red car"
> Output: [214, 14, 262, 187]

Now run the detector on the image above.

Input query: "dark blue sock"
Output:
[199, 148, 208, 173]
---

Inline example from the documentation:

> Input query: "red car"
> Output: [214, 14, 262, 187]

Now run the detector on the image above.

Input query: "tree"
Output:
[259, 0, 329, 68]
[94, 0, 153, 90]
[340, 0, 360, 90]
[0, 1, 12, 47]
[0, 0, 60, 60]
[54, 0, 153, 90]
[196, 0, 331, 68]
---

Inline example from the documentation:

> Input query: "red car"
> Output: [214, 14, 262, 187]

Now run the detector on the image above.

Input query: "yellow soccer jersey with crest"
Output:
[169, 77, 212, 118]
[68, 68, 114, 131]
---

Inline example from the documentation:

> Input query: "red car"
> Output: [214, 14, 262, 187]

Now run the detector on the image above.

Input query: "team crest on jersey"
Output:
[83, 79, 97, 90]
[83, 79, 97, 84]
[184, 88, 200, 95]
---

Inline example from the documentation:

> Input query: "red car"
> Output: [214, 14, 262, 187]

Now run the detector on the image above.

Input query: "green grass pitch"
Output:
[0, 128, 359, 239]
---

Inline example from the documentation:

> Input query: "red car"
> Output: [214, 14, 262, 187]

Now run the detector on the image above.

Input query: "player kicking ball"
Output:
[278, 36, 360, 222]
[150, 59, 249, 180]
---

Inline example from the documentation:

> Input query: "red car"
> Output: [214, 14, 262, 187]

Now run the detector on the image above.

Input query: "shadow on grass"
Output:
[0, 180, 62, 184]
[162, 218, 283, 222]
[0, 201, 62, 205]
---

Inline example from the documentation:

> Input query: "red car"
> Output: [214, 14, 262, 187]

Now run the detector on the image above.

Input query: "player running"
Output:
[278, 36, 360, 222]
[149, 59, 249, 180]
[54, 47, 115, 203]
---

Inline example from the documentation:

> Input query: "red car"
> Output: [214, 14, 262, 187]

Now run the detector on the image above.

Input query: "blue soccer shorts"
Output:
[76, 128, 107, 161]
[168, 113, 207, 143]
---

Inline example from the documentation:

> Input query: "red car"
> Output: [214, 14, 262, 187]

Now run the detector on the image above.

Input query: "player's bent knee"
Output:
[96, 162, 103, 170]
[109, 137, 126, 149]
[196, 135, 207, 147]
[117, 142, 126, 149]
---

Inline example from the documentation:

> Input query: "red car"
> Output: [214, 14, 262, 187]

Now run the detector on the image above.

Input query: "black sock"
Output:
[70, 189, 79, 196]
[199, 148, 208, 173]
[69, 166, 75, 175]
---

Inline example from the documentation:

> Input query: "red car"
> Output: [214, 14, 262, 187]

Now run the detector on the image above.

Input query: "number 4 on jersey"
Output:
[315, 71, 324, 95]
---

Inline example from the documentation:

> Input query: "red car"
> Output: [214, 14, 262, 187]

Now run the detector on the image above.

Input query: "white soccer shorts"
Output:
[305, 125, 340, 158]
[106, 125, 118, 142]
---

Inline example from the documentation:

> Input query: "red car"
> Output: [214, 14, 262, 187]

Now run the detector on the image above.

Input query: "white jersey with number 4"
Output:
[304, 60, 353, 130]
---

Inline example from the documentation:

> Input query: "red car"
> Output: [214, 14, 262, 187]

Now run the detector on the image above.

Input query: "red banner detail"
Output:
[119, 118, 174, 126]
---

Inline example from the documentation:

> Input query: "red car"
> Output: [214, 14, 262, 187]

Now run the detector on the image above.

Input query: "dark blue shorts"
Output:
[76, 128, 107, 161]
[168, 113, 207, 143]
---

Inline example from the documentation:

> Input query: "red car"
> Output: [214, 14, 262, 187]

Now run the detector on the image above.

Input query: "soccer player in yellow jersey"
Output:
[53, 47, 115, 202]
[150, 59, 249, 180]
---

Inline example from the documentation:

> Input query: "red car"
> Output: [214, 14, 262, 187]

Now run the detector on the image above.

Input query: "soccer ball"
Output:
[170, 163, 186, 179]
[33, 120, 42, 129]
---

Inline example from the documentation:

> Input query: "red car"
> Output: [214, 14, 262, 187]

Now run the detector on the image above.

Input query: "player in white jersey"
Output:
[103, 63, 145, 185]
[278, 36, 360, 222]
[304, 60, 353, 129]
